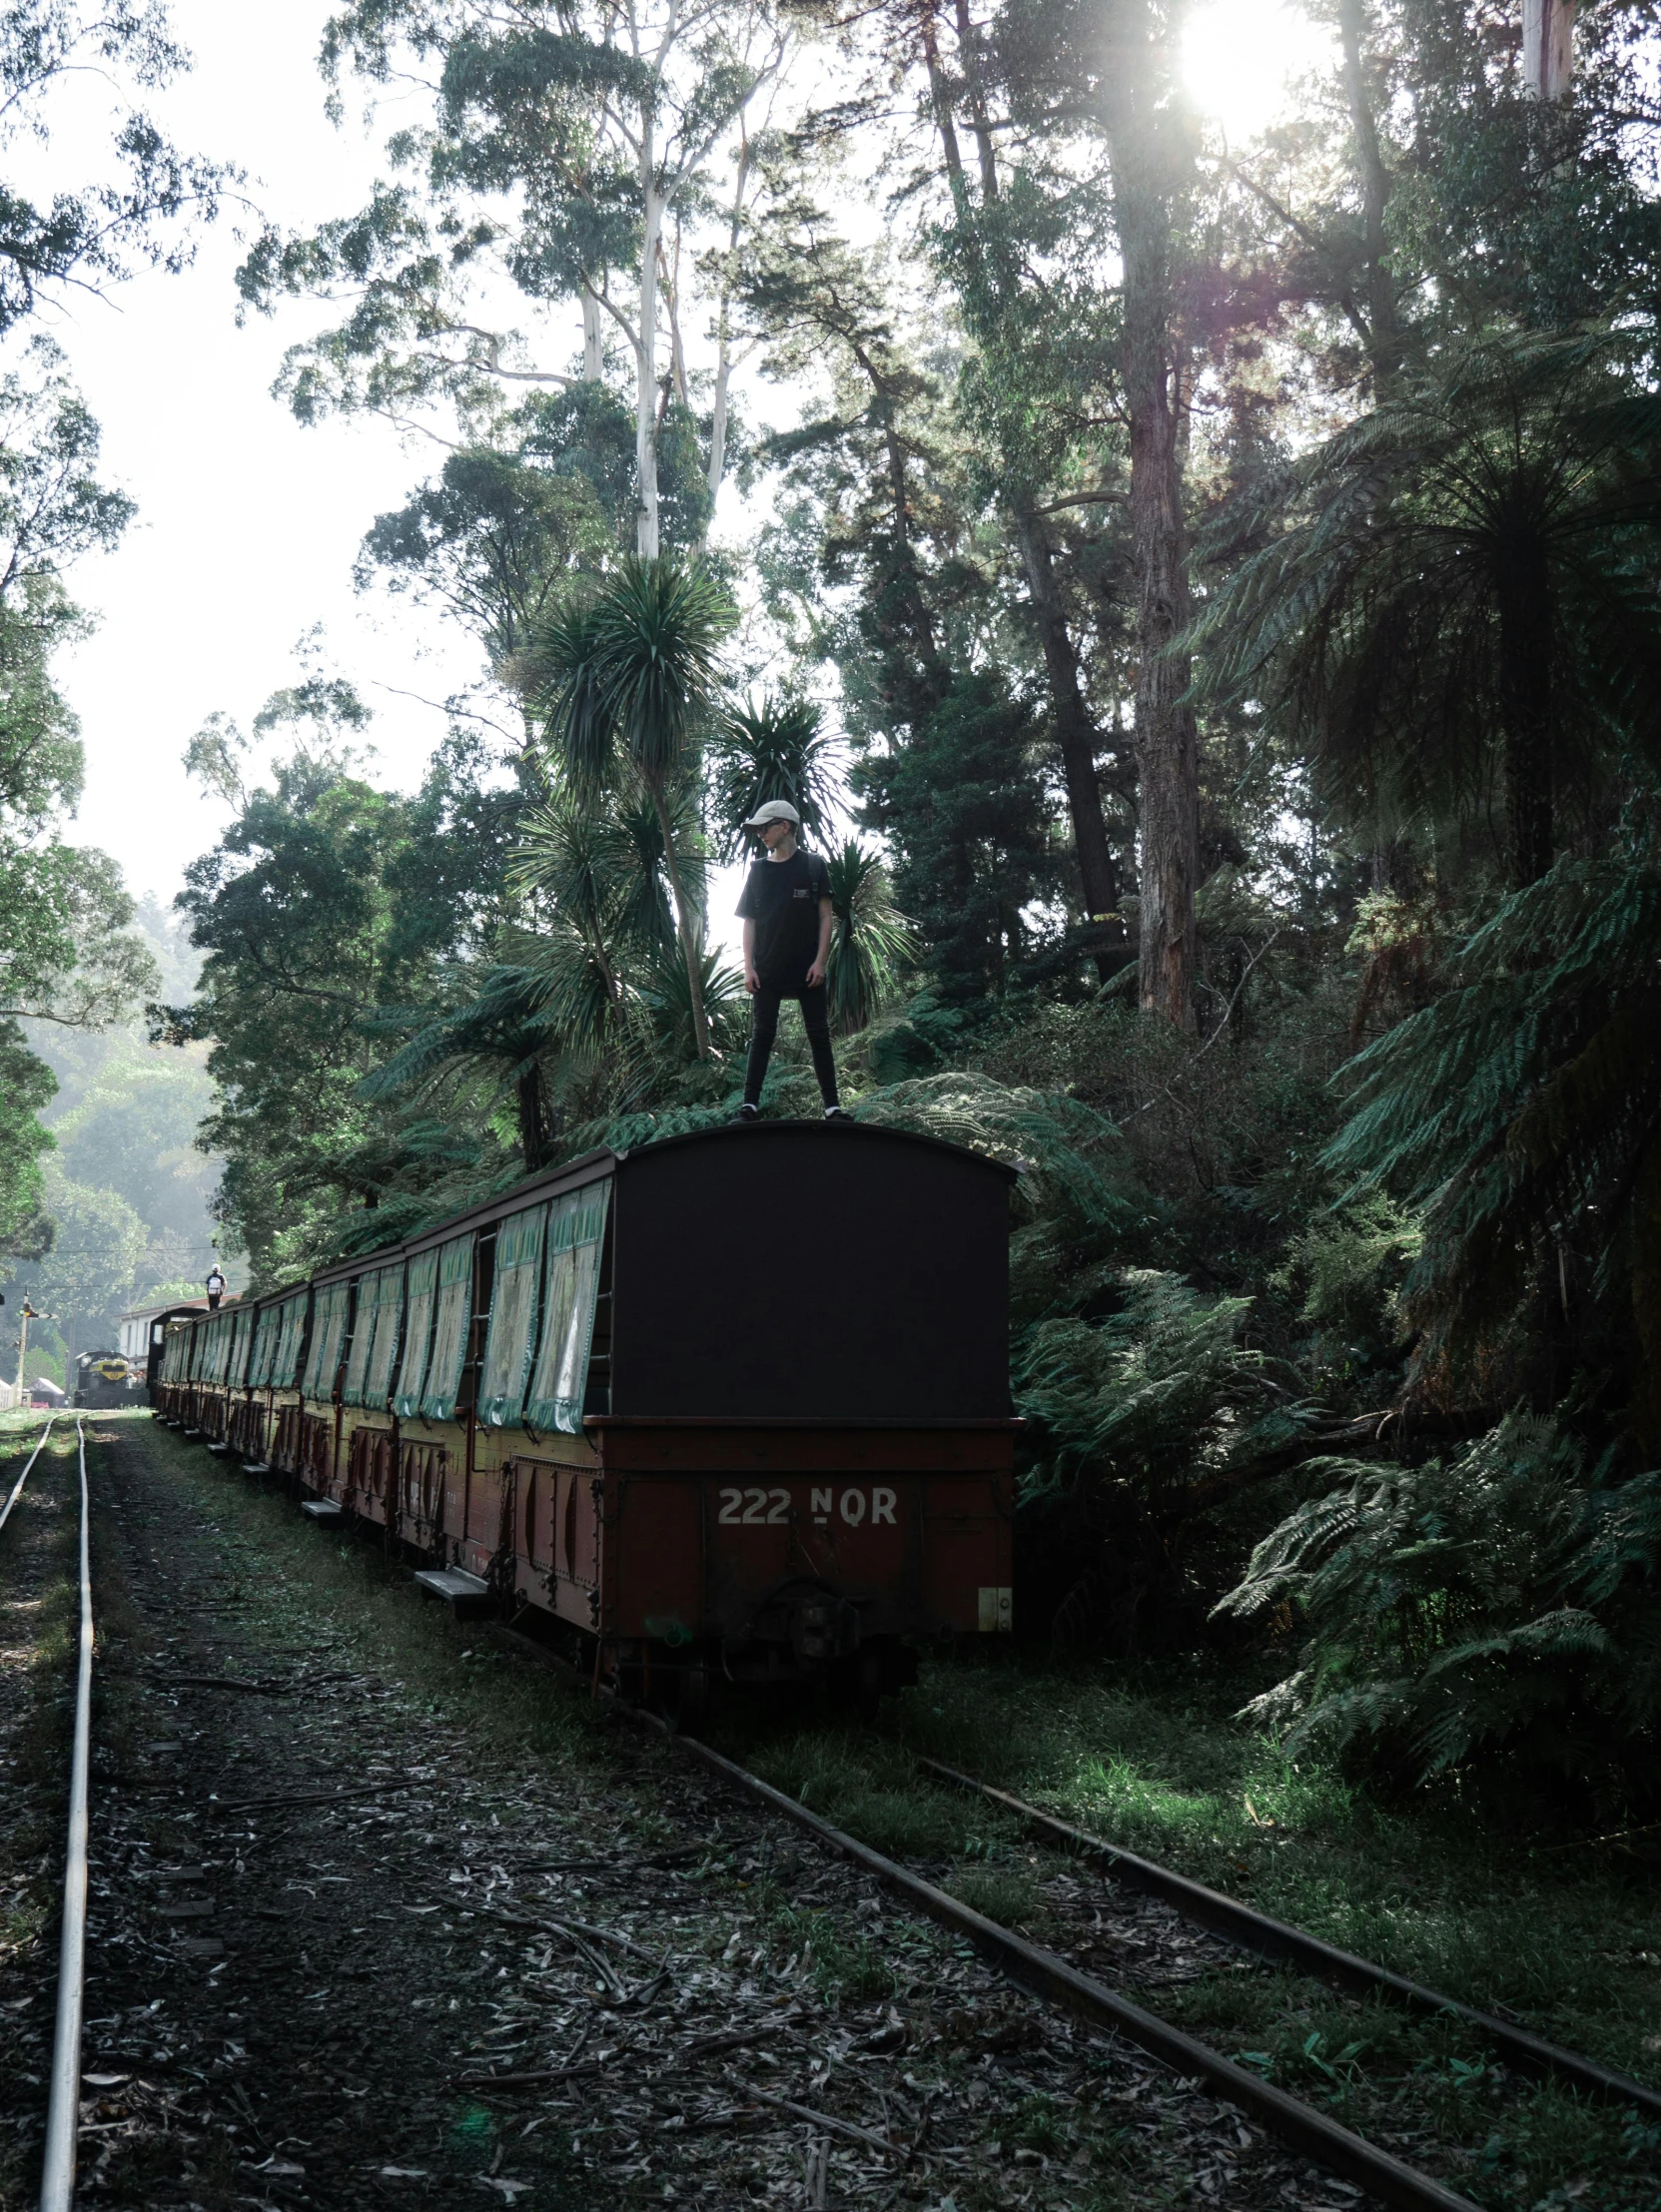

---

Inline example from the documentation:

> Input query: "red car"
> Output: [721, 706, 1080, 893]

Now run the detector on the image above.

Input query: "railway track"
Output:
[488, 1625, 1659, 2212]
[0, 1413, 59, 1542]
[34, 1415, 1366, 2211]
[915, 1757, 1661, 2125]
[504, 1649, 1661, 2211]
[0, 1415, 94, 2212]
[653, 1721, 1482, 2212]
[39, 1416, 93, 2212]
[31, 1415, 1653, 2211]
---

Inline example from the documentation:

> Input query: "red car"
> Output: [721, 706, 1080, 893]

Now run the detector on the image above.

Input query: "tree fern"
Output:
[1219, 1412, 1661, 1796]
[1191, 329, 1661, 882]
[1324, 824, 1661, 1431]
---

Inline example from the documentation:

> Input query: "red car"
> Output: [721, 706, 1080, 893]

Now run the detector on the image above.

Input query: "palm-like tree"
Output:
[511, 782, 706, 1013]
[708, 693, 842, 861]
[639, 943, 748, 1065]
[522, 559, 735, 1056]
[1193, 331, 1661, 884]
[822, 840, 917, 1035]
[360, 965, 564, 1169]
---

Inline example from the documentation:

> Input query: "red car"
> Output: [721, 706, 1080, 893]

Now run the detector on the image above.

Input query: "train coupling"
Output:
[788, 1591, 866, 1667]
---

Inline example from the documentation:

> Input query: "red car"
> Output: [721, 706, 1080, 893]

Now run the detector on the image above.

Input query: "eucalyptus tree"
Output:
[999, 0, 1201, 1028]
[0, 0, 227, 334]
[241, 0, 797, 552]
[0, 343, 158, 1241]
[356, 404, 616, 681]
[739, 208, 958, 737]
[899, 0, 1128, 951]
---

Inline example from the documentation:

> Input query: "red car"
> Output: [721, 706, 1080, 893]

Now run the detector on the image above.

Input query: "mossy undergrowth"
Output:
[712, 1649, 1661, 2212]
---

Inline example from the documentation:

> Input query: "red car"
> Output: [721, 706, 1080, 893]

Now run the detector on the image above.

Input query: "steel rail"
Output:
[918, 1756, 1661, 2123]
[39, 1415, 92, 2212]
[0, 1414, 59, 1544]
[647, 1725, 1481, 2212]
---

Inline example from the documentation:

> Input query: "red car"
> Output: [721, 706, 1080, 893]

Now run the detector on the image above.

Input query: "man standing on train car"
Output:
[205, 1263, 226, 1311]
[735, 801, 846, 1120]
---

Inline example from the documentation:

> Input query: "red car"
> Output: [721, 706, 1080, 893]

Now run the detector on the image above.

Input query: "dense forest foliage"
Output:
[7, 0, 1661, 1808]
[0, 2, 230, 1369]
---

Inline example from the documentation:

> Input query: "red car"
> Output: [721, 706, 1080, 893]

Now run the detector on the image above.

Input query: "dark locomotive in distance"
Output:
[73, 1352, 146, 1410]
[152, 1122, 1017, 1708]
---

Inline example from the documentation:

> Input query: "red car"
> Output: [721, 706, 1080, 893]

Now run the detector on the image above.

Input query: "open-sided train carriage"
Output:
[155, 1121, 1017, 1708]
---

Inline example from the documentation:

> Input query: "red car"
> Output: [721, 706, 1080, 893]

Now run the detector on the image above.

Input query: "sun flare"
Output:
[1181, 0, 1335, 144]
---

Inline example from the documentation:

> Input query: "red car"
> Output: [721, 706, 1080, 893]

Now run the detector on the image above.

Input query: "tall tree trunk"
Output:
[918, 0, 1121, 938]
[1337, 0, 1400, 390]
[1498, 541, 1555, 884]
[1099, 2, 1199, 1030]
[1011, 507, 1123, 934]
[707, 135, 751, 514]
[1522, 0, 1576, 98]
[581, 286, 603, 381]
[650, 780, 710, 1056]
[636, 119, 662, 558]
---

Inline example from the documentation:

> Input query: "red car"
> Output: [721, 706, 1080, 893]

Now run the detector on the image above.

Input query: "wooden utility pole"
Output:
[15, 1299, 34, 1399]
[1522, 0, 1575, 99]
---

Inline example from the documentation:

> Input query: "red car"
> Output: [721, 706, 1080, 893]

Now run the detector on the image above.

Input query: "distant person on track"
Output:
[735, 801, 846, 1122]
[205, 1265, 226, 1311]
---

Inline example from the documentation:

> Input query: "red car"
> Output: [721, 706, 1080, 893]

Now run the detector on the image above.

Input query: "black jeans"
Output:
[744, 976, 839, 1107]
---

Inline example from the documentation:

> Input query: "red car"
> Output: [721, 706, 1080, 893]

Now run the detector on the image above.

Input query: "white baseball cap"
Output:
[743, 799, 801, 829]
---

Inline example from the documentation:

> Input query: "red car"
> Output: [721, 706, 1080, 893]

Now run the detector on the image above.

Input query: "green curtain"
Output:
[303, 1282, 349, 1400]
[229, 1304, 254, 1388]
[419, 1234, 474, 1423]
[525, 1180, 611, 1435]
[342, 1270, 383, 1407]
[478, 1206, 548, 1429]
[393, 1249, 440, 1419]
[249, 1304, 277, 1389]
[273, 1293, 308, 1390]
[366, 1265, 405, 1411]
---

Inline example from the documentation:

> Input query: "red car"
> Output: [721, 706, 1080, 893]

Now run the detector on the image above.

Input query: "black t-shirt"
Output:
[735, 848, 831, 984]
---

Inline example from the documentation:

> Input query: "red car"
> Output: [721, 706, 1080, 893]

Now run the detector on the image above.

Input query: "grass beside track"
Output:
[711, 1655, 1661, 2212]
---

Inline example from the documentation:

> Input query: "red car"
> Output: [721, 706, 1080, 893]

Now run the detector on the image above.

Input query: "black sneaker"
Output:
[736, 1103, 759, 1122]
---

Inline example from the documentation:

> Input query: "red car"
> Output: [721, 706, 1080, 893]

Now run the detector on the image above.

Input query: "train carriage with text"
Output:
[163, 1120, 1017, 1707]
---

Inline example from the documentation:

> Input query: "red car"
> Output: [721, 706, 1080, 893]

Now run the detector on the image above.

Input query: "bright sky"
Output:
[29, 0, 1325, 938]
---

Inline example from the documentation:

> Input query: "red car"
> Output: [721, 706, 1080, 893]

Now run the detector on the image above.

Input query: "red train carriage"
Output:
[158, 1121, 1018, 1707]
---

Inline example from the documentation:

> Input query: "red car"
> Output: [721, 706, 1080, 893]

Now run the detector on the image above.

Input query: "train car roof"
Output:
[618, 1116, 1022, 1179]
[307, 1121, 1018, 1289]
[118, 1294, 242, 1325]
